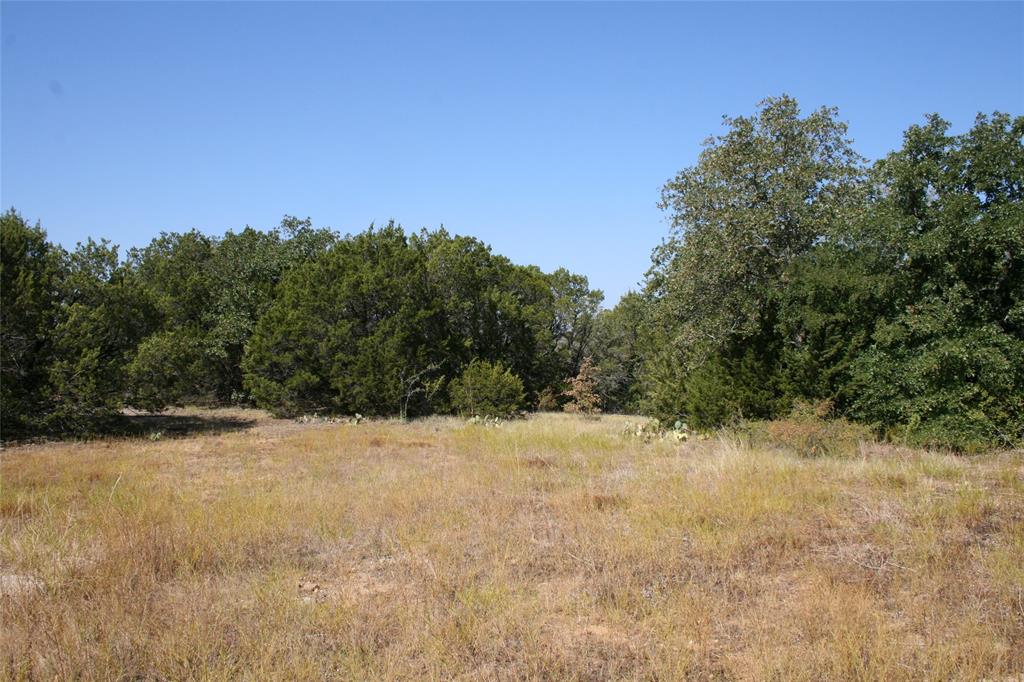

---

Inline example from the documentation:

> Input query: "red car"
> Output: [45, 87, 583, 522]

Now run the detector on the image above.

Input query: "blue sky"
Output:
[3, 2, 1022, 304]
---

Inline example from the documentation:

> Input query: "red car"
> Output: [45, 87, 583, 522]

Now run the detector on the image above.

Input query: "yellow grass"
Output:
[2, 410, 1022, 680]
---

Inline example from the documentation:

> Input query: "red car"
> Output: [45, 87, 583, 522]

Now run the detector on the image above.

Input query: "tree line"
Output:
[2, 96, 1021, 450]
[1, 213, 604, 434]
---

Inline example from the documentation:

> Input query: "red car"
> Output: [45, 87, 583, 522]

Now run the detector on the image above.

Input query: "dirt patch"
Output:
[367, 437, 437, 449]
[342, 572, 398, 599]
[579, 623, 632, 645]
[296, 569, 400, 606]
[544, 615, 635, 651]
[297, 580, 328, 604]
[0, 574, 43, 597]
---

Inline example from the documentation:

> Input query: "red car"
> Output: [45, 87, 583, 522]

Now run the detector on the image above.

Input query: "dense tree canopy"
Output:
[589, 291, 646, 413]
[242, 224, 597, 417]
[1, 211, 64, 436]
[125, 218, 337, 410]
[642, 99, 1023, 450]
[1, 211, 151, 436]
[846, 113, 1024, 450]
[1, 97, 1020, 450]
[0, 212, 603, 436]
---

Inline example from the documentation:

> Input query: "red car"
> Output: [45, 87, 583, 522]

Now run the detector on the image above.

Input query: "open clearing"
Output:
[1, 411, 1022, 680]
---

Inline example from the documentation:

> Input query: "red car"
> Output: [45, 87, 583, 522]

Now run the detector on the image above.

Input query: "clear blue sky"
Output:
[3, 2, 1022, 304]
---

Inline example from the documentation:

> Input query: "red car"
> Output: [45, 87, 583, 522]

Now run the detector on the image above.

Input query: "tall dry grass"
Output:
[1, 410, 1022, 679]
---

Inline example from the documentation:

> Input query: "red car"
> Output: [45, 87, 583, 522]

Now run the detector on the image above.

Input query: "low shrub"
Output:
[535, 387, 561, 412]
[449, 360, 525, 418]
[742, 400, 872, 457]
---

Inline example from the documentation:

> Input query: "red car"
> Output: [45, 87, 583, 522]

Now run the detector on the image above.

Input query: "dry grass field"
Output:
[1, 410, 1022, 680]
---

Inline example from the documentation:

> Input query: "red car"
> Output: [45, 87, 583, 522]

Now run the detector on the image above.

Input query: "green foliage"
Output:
[850, 307, 1024, 452]
[124, 229, 220, 406]
[643, 95, 866, 429]
[1, 210, 63, 437]
[682, 340, 789, 430]
[653, 94, 865, 352]
[590, 291, 647, 413]
[415, 228, 563, 400]
[774, 241, 900, 409]
[0, 213, 606, 430]
[642, 100, 1023, 451]
[242, 224, 600, 418]
[125, 217, 337, 409]
[1, 211, 152, 436]
[638, 318, 787, 430]
[243, 223, 435, 417]
[3, 99, 1018, 452]
[634, 320, 688, 423]
[45, 239, 152, 433]
[125, 328, 210, 412]
[448, 359, 525, 418]
[547, 268, 604, 379]
[845, 113, 1024, 451]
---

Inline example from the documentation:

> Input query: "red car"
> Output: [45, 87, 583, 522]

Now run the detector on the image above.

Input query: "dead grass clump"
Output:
[743, 400, 873, 457]
[0, 494, 38, 519]
[589, 492, 628, 511]
[520, 455, 554, 469]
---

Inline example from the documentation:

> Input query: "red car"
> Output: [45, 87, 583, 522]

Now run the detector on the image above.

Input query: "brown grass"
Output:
[1, 409, 1022, 680]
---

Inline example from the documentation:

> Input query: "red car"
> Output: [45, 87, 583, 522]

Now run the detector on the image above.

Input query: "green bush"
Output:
[449, 360, 524, 418]
[849, 301, 1024, 453]
[683, 343, 789, 430]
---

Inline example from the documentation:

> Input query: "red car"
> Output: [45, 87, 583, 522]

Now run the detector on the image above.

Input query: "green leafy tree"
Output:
[590, 291, 647, 413]
[46, 240, 153, 432]
[645, 100, 1022, 450]
[243, 222, 442, 417]
[547, 268, 604, 379]
[645, 95, 865, 425]
[414, 228, 558, 400]
[204, 226, 296, 401]
[680, 333, 787, 429]
[654, 95, 865, 352]
[849, 113, 1024, 450]
[773, 239, 901, 410]
[1, 210, 63, 436]
[125, 230, 218, 406]
[126, 217, 336, 409]
[243, 222, 598, 418]
[2, 212, 151, 436]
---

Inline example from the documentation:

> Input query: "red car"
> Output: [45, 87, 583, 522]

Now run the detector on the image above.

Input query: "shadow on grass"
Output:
[2, 413, 261, 446]
[111, 413, 258, 440]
